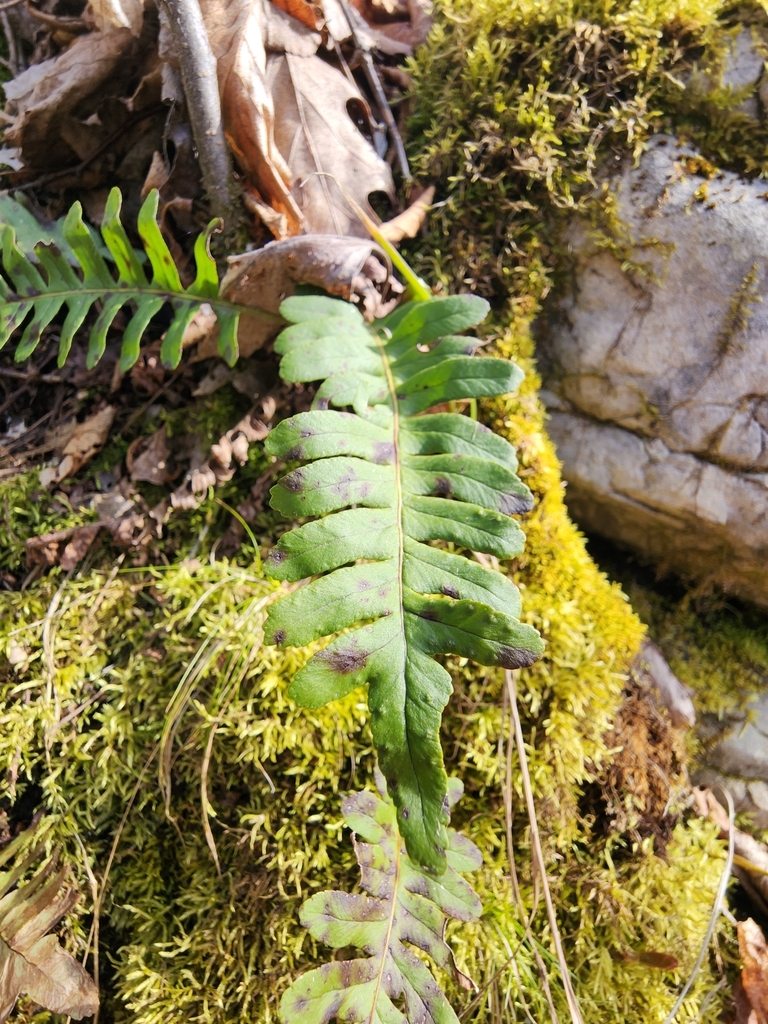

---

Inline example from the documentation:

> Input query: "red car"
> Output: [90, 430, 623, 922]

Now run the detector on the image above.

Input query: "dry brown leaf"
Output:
[55, 403, 115, 483]
[379, 185, 435, 243]
[263, 1, 321, 52]
[268, 52, 395, 235]
[349, 0, 432, 54]
[0, 826, 99, 1021]
[202, 0, 304, 236]
[739, 919, 768, 1024]
[26, 524, 103, 571]
[269, 0, 323, 30]
[126, 427, 175, 485]
[87, 0, 143, 36]
[0, 828, 96, 1018]
[3, 28, 137, 171]
[210, 234, 395, 357]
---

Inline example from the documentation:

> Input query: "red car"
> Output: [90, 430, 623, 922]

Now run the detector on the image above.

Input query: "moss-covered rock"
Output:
[4, 0, 768, 1020]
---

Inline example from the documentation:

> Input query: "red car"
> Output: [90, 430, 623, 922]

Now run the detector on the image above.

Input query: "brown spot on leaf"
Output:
[372, 441, 395, 464]
[282, 469, 304, 492]
[357, 579, 372, 590]
[320, 646, 368, 674]
[285, 445, 304, 460]
[498, 646, 540, 669]
[272, 629, 286, 645]
[441, 583, 460, 599]
[433, 477, 451, 495]
[267, 547, 286, 563]
[419, 609, 438, 621]
[500, 492, 534, 515]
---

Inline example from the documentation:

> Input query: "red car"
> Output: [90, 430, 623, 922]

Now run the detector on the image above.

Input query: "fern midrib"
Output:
[368, 831, 402, 1024]
[373, 329, 425, 815]
[0, 288, 281, 321]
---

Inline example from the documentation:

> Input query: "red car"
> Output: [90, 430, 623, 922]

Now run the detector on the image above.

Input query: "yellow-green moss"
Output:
[0, 323, 735, 1022]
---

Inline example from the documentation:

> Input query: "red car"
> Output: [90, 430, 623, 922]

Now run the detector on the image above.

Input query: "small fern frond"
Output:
[280, 770, 481, 1024]
[0, 188, 268, 371]
[264, 293, 544, 872]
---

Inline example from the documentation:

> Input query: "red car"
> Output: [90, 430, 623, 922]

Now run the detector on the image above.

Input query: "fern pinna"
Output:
[280, 770, 481, 1024]
[264, 293, 544, 874]
[0, 187, 260, 372]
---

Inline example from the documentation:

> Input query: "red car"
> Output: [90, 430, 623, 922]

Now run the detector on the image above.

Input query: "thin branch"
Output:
[338, 0, 411, 180]
[155, 0, 242, 234]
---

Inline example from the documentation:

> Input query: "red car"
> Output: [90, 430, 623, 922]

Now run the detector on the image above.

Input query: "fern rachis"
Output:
[264, 293, 544, 874]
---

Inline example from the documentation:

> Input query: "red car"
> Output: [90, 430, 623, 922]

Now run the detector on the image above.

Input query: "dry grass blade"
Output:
[662, 789, 735, 1024]
[506, 670, 585, 1024]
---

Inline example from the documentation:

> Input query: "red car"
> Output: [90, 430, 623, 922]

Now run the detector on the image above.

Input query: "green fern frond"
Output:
[280, 770, 481, 1024]
[0, 188, 272, 372]
[264, 292, 544, 872]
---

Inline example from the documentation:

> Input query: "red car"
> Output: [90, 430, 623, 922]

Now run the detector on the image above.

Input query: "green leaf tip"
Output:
[0, 187, 251, 371]
[279, 769, 482, 1024]
[264, 292, 544, 873]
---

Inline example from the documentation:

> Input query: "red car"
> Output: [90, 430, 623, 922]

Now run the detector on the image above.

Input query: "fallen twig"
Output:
[156, 0, 242, 235]
[339, 0, 411, 180]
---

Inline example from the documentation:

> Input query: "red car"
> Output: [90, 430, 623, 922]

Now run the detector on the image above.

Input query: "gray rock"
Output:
[540, 134, 768, 606]
[636, 640, 696, 729]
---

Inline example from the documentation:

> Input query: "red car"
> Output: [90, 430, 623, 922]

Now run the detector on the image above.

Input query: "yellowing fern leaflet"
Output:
[280, 771, 481, 1024]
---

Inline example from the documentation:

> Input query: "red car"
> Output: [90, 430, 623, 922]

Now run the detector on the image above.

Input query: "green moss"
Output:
[2, 0, 760, 1016]
[0, 325, 735, 1022]
[407, 0, 768, 308]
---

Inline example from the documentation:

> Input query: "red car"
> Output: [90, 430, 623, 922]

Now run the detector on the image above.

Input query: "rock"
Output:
[635, 641, 696, 729]
[695, 690, 768, 828]
[539, 135, 768, 607]
[688, 26, 768, 119]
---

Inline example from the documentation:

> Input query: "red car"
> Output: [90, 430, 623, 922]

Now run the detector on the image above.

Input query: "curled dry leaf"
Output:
[3, 28, 137, 171]
[87, 0, 143, 36]
[171, 398, 277, 510]
[202, 0, 303, 236]
[0, 820, 99, 1022]
[379, 184, 435, 243]
[39, 406, 116, 487]
[214, 233, 396, 357]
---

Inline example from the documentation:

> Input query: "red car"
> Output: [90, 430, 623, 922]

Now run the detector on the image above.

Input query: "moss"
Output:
[2, 0, 760, 1017]
[0, 313, 736, 1022]
[406, 0, 768, 308]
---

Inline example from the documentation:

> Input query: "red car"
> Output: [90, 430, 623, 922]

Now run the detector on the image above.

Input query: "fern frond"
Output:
[264, 293, 544, 872]
[280, 770, 481, 1024]
[0, 188, 268, 372]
